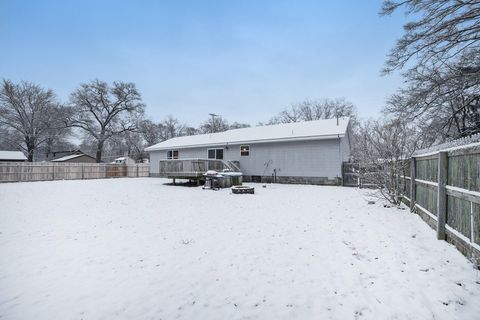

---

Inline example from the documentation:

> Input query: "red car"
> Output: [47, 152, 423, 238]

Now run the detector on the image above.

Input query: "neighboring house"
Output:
[0, 151, 27, 162]
[51, 153, 97, 163]
[112, 156, 136, 164]
[45, 149, 85, 161]
[145, 118, 352, 185]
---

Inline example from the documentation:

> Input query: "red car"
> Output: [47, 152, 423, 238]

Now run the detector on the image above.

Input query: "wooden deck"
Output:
[158, 158, 240, 179]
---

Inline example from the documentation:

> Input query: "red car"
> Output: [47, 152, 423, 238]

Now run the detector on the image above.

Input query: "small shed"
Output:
[112, 156, 136, 164]
[51, 153, 97, 163]
[0, 151, 27, 162]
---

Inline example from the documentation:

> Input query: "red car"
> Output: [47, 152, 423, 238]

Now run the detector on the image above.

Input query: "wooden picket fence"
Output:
[401, 143, 480, 266]
[0, 162, 150, 182]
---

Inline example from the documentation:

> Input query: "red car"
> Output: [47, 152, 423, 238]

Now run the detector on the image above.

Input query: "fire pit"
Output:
[231, 185, 255, 194]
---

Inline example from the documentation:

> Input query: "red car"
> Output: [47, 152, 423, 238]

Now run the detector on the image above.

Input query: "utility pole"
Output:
[209, 113, 219, 133]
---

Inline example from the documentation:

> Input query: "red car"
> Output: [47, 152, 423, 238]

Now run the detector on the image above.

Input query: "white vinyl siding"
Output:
[149, 138, 346, 179]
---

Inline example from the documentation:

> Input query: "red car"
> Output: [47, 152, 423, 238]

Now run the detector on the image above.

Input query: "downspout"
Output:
[338, 134, 342, 185]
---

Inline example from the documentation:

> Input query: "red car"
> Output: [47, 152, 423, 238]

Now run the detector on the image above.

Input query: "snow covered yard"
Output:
[0, 178, 479, 320]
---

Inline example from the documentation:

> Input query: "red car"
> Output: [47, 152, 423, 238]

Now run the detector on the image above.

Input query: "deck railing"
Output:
[158, 158, 240, 178]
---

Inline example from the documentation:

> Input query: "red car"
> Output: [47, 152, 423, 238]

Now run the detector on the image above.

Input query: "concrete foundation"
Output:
[242, 175, 341, 186]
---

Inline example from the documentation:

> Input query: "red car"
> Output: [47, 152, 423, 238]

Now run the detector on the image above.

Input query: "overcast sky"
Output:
[0, 0, 407, 127]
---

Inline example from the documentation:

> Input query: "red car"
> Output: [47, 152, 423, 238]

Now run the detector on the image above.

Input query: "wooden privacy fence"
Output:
[0, 162, 150, 182]
[401, 144, 480, 265]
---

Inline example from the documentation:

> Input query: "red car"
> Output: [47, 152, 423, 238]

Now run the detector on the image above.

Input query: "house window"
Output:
[216, 149, 223, 160]
[207, 148, 223, 160]
[208, 149, 215, 159]
[167, 150, 179, 159]
[240, 145, 250, 156]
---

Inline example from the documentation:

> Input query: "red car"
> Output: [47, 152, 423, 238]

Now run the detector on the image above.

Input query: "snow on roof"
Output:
[51, 154, 86, 162]
[115, 157, 126, 161]
[146, 117, 350, 151]
[0, 151, 27, 160]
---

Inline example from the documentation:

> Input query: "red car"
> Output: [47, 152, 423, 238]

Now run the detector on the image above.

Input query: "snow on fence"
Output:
[401, 143, 480, 266]
[0, 162, 149, 183]
[412, 132, 480, 156]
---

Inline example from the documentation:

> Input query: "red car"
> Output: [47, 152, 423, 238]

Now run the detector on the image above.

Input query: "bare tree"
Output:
[229, 122, 251, 130]
[269, 98, 358, 126]
[381, 1, 480, 140]
[380, 0, 480, 74]
[38, 109, 73, 161]
[122, 131, 147, 160]
[78, 135, 97, 158]
[68, 80, 145, 162]
[140, 118, 178, 146]
[196, 116, 250, 134]
[198, 115, 230, 134]
[354, 118, 418, 204]
[162, 116, 185, 140]
[0, 80, 67, 161]
[182, 126, 198, 136]
[140, 119, 164, 145]
[104, 130, 146, 161]
[139, 117, 194, 151]
[269, 106, 303, 124]
[386, 49, 480, 140]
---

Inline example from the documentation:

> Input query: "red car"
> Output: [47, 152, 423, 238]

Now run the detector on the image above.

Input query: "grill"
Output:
[202, 170, 224, 190]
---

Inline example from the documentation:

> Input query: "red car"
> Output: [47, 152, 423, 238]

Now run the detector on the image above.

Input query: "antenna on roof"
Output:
[208, 113, 219, 133]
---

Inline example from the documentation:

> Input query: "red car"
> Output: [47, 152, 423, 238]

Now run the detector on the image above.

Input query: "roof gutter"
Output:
[145, 133, 345, 152]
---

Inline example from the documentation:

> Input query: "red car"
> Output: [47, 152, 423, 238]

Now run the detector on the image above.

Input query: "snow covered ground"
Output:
[1, 178, 479, 320]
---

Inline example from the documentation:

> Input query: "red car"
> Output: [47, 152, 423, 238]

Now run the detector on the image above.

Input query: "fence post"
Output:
[52, 164, 55, 180]
[437, 151, 448, 240]
[410, 157, 416, 211]
[81, 164, 84, 179]
[395, 162, 400, 202]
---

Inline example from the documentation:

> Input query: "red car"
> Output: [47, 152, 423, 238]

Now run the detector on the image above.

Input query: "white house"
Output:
[145, 118, 352, 185]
